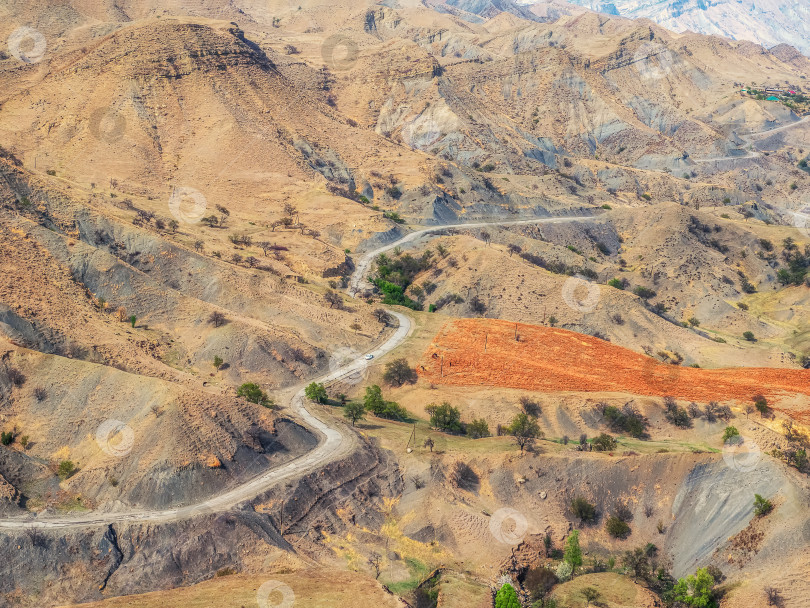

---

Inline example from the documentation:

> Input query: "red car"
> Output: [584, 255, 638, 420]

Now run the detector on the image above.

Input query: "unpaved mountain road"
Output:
[0, 214, 592, 530]
[694, 114, 810, 163]
[349, 214, 594, 295]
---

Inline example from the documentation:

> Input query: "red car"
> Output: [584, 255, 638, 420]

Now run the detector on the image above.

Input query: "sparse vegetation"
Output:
[236, 383, 274, 408]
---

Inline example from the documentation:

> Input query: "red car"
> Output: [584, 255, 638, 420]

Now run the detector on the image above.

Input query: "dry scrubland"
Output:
[1, 0, 810, 606]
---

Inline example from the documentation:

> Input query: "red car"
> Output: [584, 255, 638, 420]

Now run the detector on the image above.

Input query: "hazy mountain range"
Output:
[520, 0, 810, 54]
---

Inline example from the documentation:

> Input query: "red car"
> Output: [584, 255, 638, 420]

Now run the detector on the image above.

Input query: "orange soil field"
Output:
[418, 319, 810, 419]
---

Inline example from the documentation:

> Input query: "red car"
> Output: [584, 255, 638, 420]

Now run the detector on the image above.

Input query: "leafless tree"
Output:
[194, 240, 204, 252]
[257, 241, 272, 256]
[208, 311, 226, 328]
[368, 552, 382, 579]
[480, 230, 491, 245]
[324, 290, 342, 309]
[245, 256, 260, 268]
[215, 204, 230, 226]
[507, 243, 522, 256]
[373, 308, 389, 324]
[765, 587, 783, 607]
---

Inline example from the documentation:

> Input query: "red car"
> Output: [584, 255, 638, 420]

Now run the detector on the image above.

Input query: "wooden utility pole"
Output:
[514, 323, 518, 340]
[406, 424, 417, 451]
[440, 355, 444, 377]
[484, 334, 488, 352]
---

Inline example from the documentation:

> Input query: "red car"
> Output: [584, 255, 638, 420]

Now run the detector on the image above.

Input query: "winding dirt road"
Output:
[0, 214, 591, 530]
[694, 114, 810, 163]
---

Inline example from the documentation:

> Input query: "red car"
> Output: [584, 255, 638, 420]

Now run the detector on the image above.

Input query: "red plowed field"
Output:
[418, 319, 810, 419]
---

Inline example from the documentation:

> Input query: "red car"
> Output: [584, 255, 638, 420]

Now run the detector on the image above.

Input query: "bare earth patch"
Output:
[418, 319, 810, 419]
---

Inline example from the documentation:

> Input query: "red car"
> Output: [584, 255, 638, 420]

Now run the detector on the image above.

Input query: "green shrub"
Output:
[670, 568, 716, 607]
[426, 402, 463, 433]
[754, 494, 773, 517]
[605, 515, 631, 539]
[633, 286, 656, 299]
[495, 583, 520, 608]
[58, 460, 76, 479]
[592, 433, 617, 451]
[466, 418, 490, 439]
[0, 432, 12, 446]
[237, 382, 274, 408]
[571, 496, 596, 523]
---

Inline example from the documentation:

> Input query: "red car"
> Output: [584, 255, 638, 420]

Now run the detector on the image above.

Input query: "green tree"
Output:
[722, 426, 740, 443]
[425, 402, 462, 433]
[495, 583, 520, 608]
[304, 382, 328, 404]
[564, 530, 583, 573]
[466, 418, 490, 439]
[671, 568, 716, 607]
[364, 385, 386, 415]
[383, 358, 418, 387]
[237, 383, 274, 408]
[213, 356, 223, 370]
[506, 412, 543, 452]
[129, 315, 137, 328]
[742, 331, 755, 341]
[754, 494, 773, 517]
[343, 401, 366, 426]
